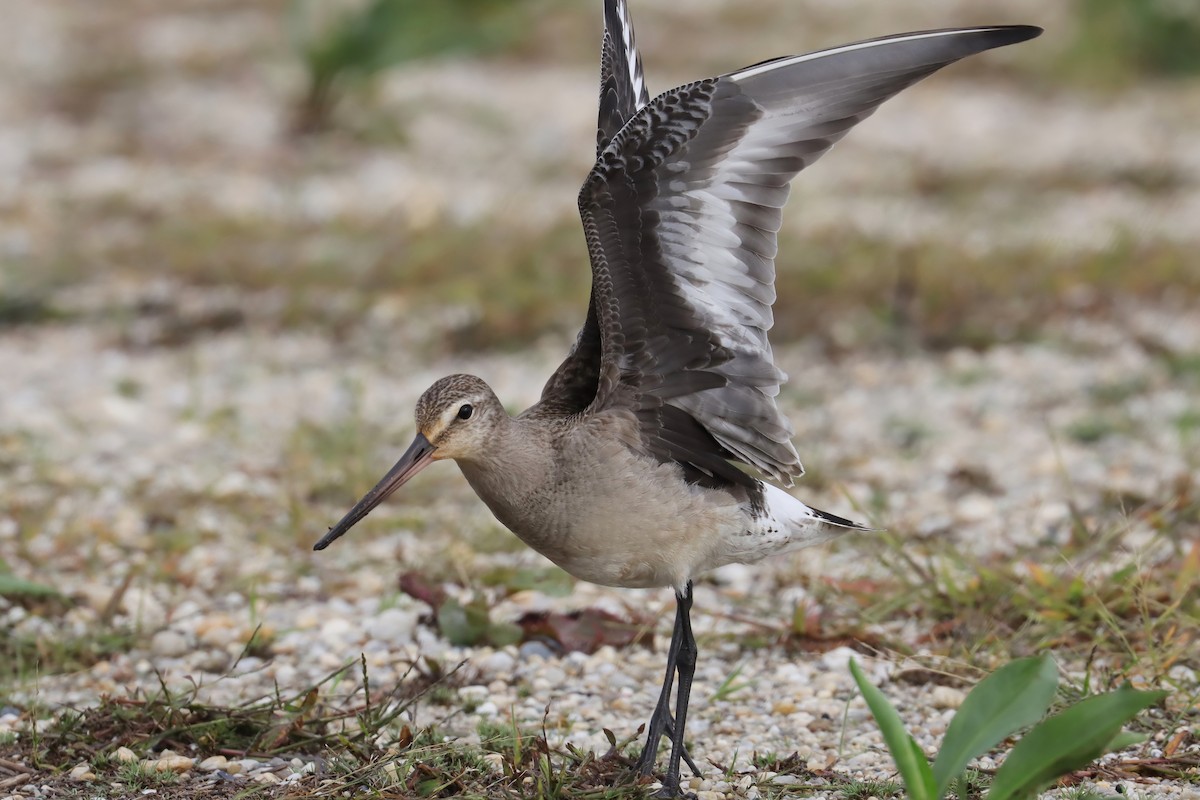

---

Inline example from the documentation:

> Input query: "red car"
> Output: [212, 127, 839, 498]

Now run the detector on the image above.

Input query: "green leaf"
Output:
[931, 655, 1059, 795]
[0, 571, 63, 599]
[986, 685, 1166, 800]
[436, 598, 491, 646]
[850, 658, 937, 800]
[479, 566, 574, 597]
[486, 620, 524, 648]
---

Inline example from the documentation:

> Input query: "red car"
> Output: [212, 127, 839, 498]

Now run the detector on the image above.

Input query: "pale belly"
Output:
[461, 447, 747, 590]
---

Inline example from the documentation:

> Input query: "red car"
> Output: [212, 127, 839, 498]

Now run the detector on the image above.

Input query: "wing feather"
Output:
[580, 25, 1042, 483]
[535, 0, 651, 416]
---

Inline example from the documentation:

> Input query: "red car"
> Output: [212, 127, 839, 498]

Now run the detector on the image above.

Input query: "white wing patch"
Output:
[731, 26, 1020, 80]
[615, 0, 648, 110]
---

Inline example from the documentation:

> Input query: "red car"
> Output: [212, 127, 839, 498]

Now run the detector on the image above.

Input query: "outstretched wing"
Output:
[579, 26, 1042, 484]
[537, 0, 651, 415]
[597, 0, 649, 153]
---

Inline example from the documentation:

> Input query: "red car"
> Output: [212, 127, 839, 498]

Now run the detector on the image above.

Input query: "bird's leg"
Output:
[635, 592, 684, 776]
[661, 715, 702, 777]
[636, 582, 701, 797]
[657, 581, 698, 798]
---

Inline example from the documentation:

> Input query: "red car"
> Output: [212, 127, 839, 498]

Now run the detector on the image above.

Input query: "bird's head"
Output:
[313, 373, 503, 550]
[413, 373, 504, 462]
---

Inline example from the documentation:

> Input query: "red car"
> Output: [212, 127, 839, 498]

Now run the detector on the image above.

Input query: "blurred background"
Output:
[3, 0, 1197, 352]
[1, 0, 1198, 757]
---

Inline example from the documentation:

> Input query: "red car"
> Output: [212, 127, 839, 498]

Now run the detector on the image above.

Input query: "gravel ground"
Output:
[1, 1, 1198, 798]
[2, 310, 1197, 798]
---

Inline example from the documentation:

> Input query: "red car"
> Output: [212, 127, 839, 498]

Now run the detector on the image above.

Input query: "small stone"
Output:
[540, 667, 566, 686]
[254, 771, 282, 784]
[819, 646, 857, 671]
[519, 640, 556, 661]
[69, 762, 96, 781]
[366, 608, 418, 641]
[198, 755, 228, 772]
[931, 686, 966, 709]
[195, 614, 236, 647]
[697, 792, 724, 800]
[150, 629, 191, 658]
[474, 701, 498, 716]
[459, 685, 490, 702]
[807, 717, 834, 732]
[115, 746, 138, 763]
[319, 618, 354, 641]
[155, 755, 194, 773]
[771, 699, 796, 715]
[481, 650, 516, 675]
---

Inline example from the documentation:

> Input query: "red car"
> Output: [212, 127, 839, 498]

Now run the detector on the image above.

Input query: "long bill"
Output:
[313, 433, 436, 551]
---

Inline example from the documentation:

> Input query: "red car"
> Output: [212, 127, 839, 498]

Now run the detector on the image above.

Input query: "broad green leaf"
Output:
[931, 655, 1059, 795]
[486, 620, 524, 647]
[850, 658, 937, 800]
[986, 685, 1166, 800]
[437, 598, 491, 646]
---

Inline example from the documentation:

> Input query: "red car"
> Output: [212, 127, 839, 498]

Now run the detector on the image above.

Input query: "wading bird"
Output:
[314, 3, 1039, 795]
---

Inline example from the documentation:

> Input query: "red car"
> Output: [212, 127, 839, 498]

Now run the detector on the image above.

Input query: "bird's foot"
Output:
[663, 717, 702, 777]
[652, 774, 698, 800]
[635, 714, 702, 778]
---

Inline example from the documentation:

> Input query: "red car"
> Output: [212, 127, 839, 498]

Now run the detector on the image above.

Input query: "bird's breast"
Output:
[458, 440, 742, 590]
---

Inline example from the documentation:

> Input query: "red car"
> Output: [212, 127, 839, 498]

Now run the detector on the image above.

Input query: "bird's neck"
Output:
[455, 417, 555, 526]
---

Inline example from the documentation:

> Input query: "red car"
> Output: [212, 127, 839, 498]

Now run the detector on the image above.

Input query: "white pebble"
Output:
[69, 762, 95, 781]
[481, 650, 516, 675]
[459, 685, 491, 702]
[931, 686, 966, 709]
[819, 646, 858, 671]
[150, 629, 191, 658]
[366, 608, 418, 641]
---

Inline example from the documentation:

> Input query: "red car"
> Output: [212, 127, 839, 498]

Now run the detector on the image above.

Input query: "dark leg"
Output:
[662, 716, 702, 777]
[636, 582, 701, 796]
[635, 592, 683, 775]
[659, 583, 698, 797]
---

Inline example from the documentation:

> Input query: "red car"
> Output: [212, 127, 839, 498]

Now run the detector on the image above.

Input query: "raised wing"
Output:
[597, 0, 649, 154]
[537, 0, 650, 415]
[579, 26, 1041, 484]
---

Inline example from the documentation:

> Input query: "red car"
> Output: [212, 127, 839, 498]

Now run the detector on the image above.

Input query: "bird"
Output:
[313, 3, 1040, 796]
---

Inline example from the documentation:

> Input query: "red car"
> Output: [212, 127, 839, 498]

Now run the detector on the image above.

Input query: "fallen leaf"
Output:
[399, 571, 447, 609]
[516, 608, 651, 654]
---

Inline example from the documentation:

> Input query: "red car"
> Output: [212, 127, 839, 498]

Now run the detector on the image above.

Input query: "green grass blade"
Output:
[850, 658, 937, 800]
[0, 571, 63, 599]
[931, 654, 1059, 795]
[986, 685, 1166, 800]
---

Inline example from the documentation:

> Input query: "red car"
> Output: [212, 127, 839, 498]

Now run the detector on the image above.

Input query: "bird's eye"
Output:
[457, 404, 473, 420]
